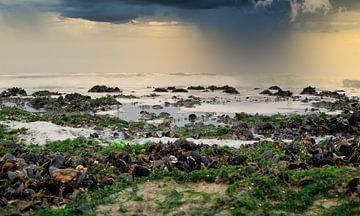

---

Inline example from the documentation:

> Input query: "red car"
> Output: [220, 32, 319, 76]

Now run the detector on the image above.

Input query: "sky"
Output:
[0, 0, 360, 83]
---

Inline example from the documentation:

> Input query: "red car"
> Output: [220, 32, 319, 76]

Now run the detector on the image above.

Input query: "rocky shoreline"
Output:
[0, 85, 359, 215]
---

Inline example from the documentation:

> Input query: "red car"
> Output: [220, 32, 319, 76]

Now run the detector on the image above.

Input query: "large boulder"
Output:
[301, 86, 317, 95]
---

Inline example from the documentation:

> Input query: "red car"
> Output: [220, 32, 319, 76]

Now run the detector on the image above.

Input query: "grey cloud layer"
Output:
[1, 0, 360, 24]
[51, 0, 360, 23]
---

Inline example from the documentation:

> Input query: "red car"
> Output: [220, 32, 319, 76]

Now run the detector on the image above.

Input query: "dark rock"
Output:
[88, 85, 121, 93]
[285, 143, 298, 154]
[132, 165, 151, 177]
[276, 89, 293, 97]
[223, 87, 239, 94]
[301, 86, 317, 95]
[153, 88, 168, 92]
[313, 158, 335, 167]
[260, 89, 272, 95]
[24, 165, 41, 179]
[152, 105, 163, 110]
[260, 88, 293, 97]
[0, 87, 27, 97]
[230, 156, 246, 165]
[32, 92, 121, 112]
[172, 88, 189, 93]
[256, 122, 274, 131]
[7, 171, 19, 183]
[236, 128, 254, 140]
[176, 161, 192, 172]
[50, 154, 65, 169]
[207, 85, 238, 94]
[207, 160, 219, 169]
[288, 162, 307, 170]
[175, 138, 196, 151]
[268, 86, 282, 91]
[348, 178, 360, 193]
[189, 114, 197, 122]
[349, 111, 360, 125]
[158, 112, 171, 118]
[317, 90, 346, 99]
[2, 153, 15, 161]
[187, 86, 205, 90]
[32, 90, 61, 97]
[140, 111, 156, 120]
[23, 189, 35, 199]
[337, 143, 353, 156]
[186, 151, 202, 164]
[235, 112, 250, 121]
[22, 153, 39, 164]
[90, 133, 99, 138]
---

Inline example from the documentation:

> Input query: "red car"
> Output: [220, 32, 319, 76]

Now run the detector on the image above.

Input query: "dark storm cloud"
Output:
[1, 0, 360, 35]
[55, 0, 283, 23]
[2, 0, 360, 25]
[51, 0, 360, 23]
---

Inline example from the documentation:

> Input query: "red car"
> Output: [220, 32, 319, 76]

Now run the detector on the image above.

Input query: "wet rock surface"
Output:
[301, 86, 317, 95]
[32, 90, 61, 97]
[29, 93, 120, 112]
[187, 86, 205, 90]
[88, 85, 121, 93]
[260, 86, 293, 97]
[0, 88, 27, 98]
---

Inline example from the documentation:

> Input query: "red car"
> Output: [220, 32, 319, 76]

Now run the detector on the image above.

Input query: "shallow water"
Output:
[0, 73, 359, 95]
[0, 73, 358, 126]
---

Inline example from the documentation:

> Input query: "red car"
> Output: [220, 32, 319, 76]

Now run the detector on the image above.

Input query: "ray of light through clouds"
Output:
[0, 0, 359, 85]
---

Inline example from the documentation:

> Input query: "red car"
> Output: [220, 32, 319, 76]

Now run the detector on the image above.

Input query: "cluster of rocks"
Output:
[153, 87, 188, 93]
[171, 96, 201, 108]
[260, 86, 293, 97]
[317, 90, 347, 100]
[0, 146, 92, 212]
[32, 90, 61, 97]
[154, 85, 239, 94]
[187, 86, 205, 90]
[253, 112, 360, 139]
[207, 85, 239, 94]
[0, 88, 27, 98]
[30, 93, 120, 112]
[0, 138, 245, 213]
[2, 133, 360, 213]
[304, 137, 360, 167]
[300, 86, 348, 100]
[88, 85, 122, 93]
